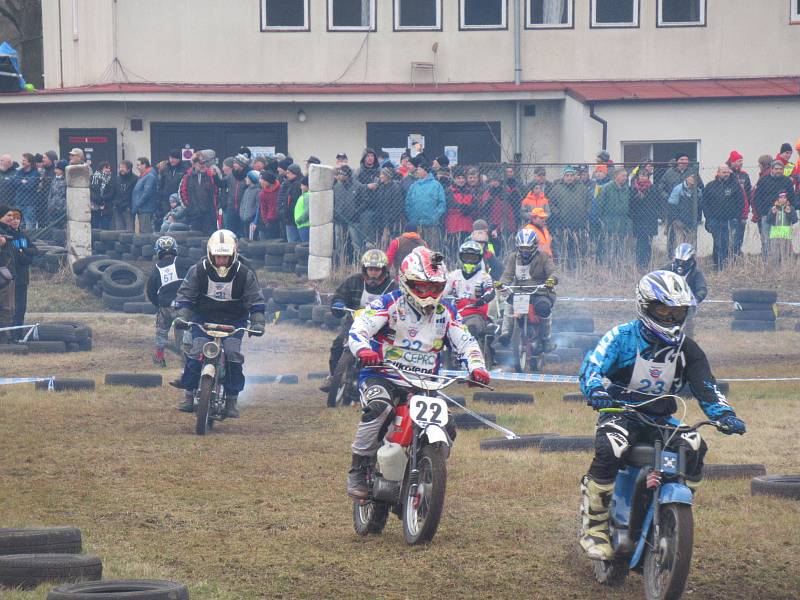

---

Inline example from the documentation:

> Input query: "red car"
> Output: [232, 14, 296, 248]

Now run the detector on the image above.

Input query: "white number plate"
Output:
[410, 396, 449, 427]
[512, 293, 531, 317]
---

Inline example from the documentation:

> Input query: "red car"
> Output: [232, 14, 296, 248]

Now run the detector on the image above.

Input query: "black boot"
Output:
[178, 390, 195, 413]
[347, 454, 369, 499]
[224, 394, 240, 418]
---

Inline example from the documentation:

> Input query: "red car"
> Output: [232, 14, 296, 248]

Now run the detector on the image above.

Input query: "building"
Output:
[0, 0, 798, 181]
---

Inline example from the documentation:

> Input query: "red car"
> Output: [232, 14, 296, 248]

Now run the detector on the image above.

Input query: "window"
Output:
[658, 0, 705, 27]
[328, 0, 376, 31]
[261, 0, 309, 31]
[792, 0, 800, 23]
[622, 140, 699, 178]
[527, 0, 573, 28]
[394, 0, 442, 30]
[591, 0, 639, 28]
[460, 0, 507, 30]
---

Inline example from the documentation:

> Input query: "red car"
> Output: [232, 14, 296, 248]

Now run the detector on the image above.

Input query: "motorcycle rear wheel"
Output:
[328, 352, 356, 408]
[195, 375, 213, 436]
[643, 503, 694, 600]
[403, 445, 447, 545]
[353, 501, 389, 536]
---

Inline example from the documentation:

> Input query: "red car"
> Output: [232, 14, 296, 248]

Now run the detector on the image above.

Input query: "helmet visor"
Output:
[407, 280, 446, 299]
[647, 303, 688, 326]
[459, 251, 481, 265]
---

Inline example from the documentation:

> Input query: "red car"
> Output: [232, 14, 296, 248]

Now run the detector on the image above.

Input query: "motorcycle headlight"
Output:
[202, 341, 221, 360]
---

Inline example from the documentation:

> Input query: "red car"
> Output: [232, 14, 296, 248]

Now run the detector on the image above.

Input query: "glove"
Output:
[588, 390, 614, 411]
[357, 348, 382, 366]
[718, 414, 746, 435]
[469, 368, 491, 386]
[545, 277, 556, 289]
[249, 312, 266, 337]
[331, 301, 346, 318]
[174, 308, 193, 330]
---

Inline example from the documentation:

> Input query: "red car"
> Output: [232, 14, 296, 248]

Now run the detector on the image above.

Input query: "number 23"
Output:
[637, 379, 665, 394]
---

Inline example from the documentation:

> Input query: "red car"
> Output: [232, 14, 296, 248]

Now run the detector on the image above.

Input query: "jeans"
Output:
[348, 209, 375, 255]
[732, 219, 747, 256]
[634, 233, 653, 268]
[136, 213, 153, 234]
[759, 216, 771, 258]
[285, 225, 300, 243]
[706, 218, 731, 270]
[298, 227, 310, 242]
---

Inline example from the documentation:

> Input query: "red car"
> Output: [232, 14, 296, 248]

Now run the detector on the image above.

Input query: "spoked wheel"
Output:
[195, 375, 213, 436]
[643, 503, 694, 600]
[510, 321, 527, 372]
[593, 558, 630, 587]
[353, 500, 390, 536]
[328, 352, 355, 408]
[403, 445, 447, 545]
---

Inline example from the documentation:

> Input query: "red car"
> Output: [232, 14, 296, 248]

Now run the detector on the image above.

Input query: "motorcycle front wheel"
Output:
[195, 375, 213, 436]
[403, 445, 447, 545]
[510, 320, 527, 372]
[327, 352, 355, 408]
[643, 503, 694, 600]
[353, 500, 389, 536]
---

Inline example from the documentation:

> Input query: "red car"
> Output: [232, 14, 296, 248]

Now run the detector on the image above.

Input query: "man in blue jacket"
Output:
[132, 157, 158, 233]
[404, 154, 445, 242]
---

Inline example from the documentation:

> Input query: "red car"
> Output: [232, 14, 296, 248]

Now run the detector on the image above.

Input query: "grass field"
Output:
[1, 315, 799, 599]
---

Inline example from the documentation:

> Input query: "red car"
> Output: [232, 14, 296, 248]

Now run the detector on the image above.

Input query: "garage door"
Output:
[150, 122, 289, 165]
[366, 122, 501, 165]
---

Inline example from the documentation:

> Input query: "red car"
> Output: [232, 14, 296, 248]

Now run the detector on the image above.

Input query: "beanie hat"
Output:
[169, 148, 182, 161]
[274, 152, 286, 161]
[278, 157, 293, 171]
[45, 150, 59, 162]
[287, 163, 303, 177]
[234, 154, 251, 169]
[246, 170, 260, 184]
[169, 193, 180, 205]
[380, 167, 394, 180]
[238, 146, 252, 159]
[223, 157, 234, 168]
[300, 175, 309, 186]
[597, 150, 611, 162]
[338, 165, 352, 177]
[473, 219, 489, 232]
[562, 165, 577, 175]
[307, 156, 321, 165]
[410, 153, 430, 170]
[261, 170, 277, 184]
[780, 142, 793, 154]
[728, 150, 743, 164]
[0, 205, 21, 219]
[434, 154, 450, 168]
[55, 159, 68, 171]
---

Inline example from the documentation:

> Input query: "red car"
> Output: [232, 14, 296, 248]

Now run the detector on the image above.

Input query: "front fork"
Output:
[407, 427, 420, 506]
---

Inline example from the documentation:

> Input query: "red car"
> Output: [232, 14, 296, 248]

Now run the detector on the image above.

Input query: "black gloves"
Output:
[174, 308, 193, 330]
[249, 312, 266, 337]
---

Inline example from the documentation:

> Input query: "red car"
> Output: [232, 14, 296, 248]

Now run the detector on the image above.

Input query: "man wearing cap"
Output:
[157, 149, 187, 226]
[180, 152, 221, 234]
[281, 164, 304, 242]
[547, 165, 591, 266]
[524, 207, 553, 257]
[404, 154, 446, 244]
[726, 150, 752, 256]
[221, 154, 250, 237]
[336, 153, 348, 168]
[702, 164, 744, 270]
[660, 153, 703, 250]
[68, 148, 85, 166]
[752, 159, 796, 257]
[470, 219, 504, 279]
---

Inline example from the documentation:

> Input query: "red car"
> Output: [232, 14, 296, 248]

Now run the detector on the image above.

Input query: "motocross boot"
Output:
[498, 313, 514, 347]
[347, 454, 370, 499]
[178, 390, 195, 413]
[319, 375, 333, 393]
[579, 475, 615, 561]
[536, 316, 557, 354]
[224, 394, 240, 419]
[153, 348, 167, 368]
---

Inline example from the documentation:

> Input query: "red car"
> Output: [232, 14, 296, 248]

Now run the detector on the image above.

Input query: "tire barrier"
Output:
[0, 553, 102, 590]
[34, 378, 95, 392]
[750, 475, 800, 500]
[480, 434, 559, 451]
[538, 435, 595, 452]
[0, 527, 82, 556]
[104, 373, 163, 388]
[703, 464, 767, 480]
[48, 579, 190, 600]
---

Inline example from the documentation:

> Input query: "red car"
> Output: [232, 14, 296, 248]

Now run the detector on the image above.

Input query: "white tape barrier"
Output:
[440, 369, 800, 384]
[0, 376, 55, 390]
[560, 296, 800, 307]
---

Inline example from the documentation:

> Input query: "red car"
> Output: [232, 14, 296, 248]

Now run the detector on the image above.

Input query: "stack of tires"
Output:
[31, 241, 68, 273]
[73, 257, 153, 314]
[34, 321, 94, 353]
[265, 287, 319, 324]
[550, 314, 600, 363]
[731, 289, 778, 332]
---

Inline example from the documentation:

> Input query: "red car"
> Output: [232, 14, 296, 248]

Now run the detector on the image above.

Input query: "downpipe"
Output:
[589, 102, 608, 151]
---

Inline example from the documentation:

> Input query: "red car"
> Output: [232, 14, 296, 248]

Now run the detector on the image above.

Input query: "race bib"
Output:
[512, 293, 531, 316]
[515, 263, 531, 281]
[158, 262, 179, 286]
[383, 344, 437, 374]
[206, 279, 234, 301]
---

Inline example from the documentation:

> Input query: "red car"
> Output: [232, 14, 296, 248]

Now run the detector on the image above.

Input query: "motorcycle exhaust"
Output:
[372, 476, 402, 504]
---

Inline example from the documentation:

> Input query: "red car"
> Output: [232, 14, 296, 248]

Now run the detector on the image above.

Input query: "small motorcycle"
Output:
[176, 320, 259, 436]
[353, 364, 485, 545]
[588, 399, 734, 600]
[499, 283, 549, 372]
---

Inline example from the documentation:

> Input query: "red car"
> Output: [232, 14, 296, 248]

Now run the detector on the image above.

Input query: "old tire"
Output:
[731, 289, 778, 304]
[750, 475, 800, 500]
[35, 378, 95, 392]
[0, 527, 81, 555]
[480, 434, 559, 451]
[123, 302, 158, 315]
[562, 392, 585, 403]
[272, 287, 317, 305]
[104, 373, 163, 388]
[71, 255, 110, 276]
[539, 435, 594, 452]
[451, 412, 496, 430]
[101, 263, 146, 297]
[473, 391, 534, 404]
[732, 309, 776, 322]
[311, 305, 328, 324]
[85, 259, 124, 284]
[731, 319, 776, 332]
[0, 344, 29, 354]
[36, 322, 90, 343]
[103, 292, 146, 311]
[26, 341, 68, 353]
[703, 464, 766, 480]
[0, 553, 101, 590]
[47, 579, 190, 600]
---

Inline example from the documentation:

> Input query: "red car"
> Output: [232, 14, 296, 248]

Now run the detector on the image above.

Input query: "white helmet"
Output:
[207, 229, 238, 278]
[399, 247, 447, 315]
[636, 270, 696, 346]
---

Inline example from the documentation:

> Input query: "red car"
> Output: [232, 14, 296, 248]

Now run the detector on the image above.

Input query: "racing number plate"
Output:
[410, 396, 449, 427]
[512, 293, 531, 317]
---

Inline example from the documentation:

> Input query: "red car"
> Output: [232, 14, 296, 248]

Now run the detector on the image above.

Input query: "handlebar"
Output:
[175, 319, 259, 336]
[496, 283, 550, 294]
[599, 401, 724, 433]
[366, 362, 493, 392]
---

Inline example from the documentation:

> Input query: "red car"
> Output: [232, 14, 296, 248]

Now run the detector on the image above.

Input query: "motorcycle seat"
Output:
[624, 444, 655, 468]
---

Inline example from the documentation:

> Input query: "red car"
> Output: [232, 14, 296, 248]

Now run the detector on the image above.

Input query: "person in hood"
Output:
[157, 149, 186, 224]
[404, 155, 446, 240]
[47, 160, 68, 227]
[0, 205, 37, 339]
[112, 160, 137, 230]
[357, 148, 379, 185]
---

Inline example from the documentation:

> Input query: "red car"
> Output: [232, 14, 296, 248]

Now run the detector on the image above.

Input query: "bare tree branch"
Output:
[0, 3, 22, 34]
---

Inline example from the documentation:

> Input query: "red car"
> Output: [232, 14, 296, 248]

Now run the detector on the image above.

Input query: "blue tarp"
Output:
[0, 41, 26, 91]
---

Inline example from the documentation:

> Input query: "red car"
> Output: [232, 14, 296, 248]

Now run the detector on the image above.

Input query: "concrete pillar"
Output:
[65, 164, 92, 267]
[307, 164, 335, 281]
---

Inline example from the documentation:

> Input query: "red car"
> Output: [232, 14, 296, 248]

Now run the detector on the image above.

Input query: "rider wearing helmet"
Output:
[443, 240, 495, 339]
[577, 270, 745, 561]
[146, 236, 190, 367]
[662, 243, 707, 337]
[345, 246, 490, 499]
[170, 230, 266, 418]
[320, 249, 397, 393]
[498, 228, 558, 353]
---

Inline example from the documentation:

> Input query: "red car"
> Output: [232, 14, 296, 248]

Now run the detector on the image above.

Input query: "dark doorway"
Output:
[59, 128, 118, 172]
[150, 122, 289, 165]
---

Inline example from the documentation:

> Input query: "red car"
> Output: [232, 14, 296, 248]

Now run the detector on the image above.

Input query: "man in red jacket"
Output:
[726, 150, 752, 256]
[251, 170, 281, 239]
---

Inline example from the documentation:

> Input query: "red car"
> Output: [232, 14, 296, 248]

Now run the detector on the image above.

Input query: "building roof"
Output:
[3, 77, 799, 103]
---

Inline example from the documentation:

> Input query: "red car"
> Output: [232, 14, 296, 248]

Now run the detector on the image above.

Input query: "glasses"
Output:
[649, 304, 688, 325]
[407, 280, 445, 299]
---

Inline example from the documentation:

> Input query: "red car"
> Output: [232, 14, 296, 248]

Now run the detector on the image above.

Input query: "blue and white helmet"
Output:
[515, 228, 539, 264]
[636, 270, 696, 345]
[672, 243, 696, 276]
[154, 236, 178, 259]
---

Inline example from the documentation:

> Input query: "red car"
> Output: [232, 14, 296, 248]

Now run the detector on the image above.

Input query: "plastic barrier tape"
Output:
[440, 370, 800, 384]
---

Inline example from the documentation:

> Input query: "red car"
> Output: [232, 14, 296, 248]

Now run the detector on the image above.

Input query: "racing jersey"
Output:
[579, 320, 735, 419]
[348, 290, 485, 386]
[444, 268, 494, 318]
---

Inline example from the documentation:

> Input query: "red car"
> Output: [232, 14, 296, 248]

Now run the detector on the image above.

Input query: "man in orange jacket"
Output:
[524, 207, 554, 257]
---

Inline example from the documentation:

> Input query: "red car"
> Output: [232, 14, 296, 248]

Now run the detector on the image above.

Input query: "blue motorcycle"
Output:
[588, 401, 731, 600]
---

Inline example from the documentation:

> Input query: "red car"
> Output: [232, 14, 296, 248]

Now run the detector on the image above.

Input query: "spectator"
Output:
[397, 152, 413, 178]
[306, 155, 321, 173]
[596, 149, 614, 169]
[160, 193, 188, 233]
[470, 219, 504, 279]
[504, 165, 524, 208]
[629, 158, 655, 181]
[767, 192, 797, 264]
[252, 170, 280, 240]
[548, 165, 591, 264]
[376, 150, 394, 169]
[332, 165, 363, 259]
[465, 167, 488, 221]
[530, 166, 552, 197]
[221, 157, 234, 178]
[282, 163, 303, 242]
[294, 176, 311, 243]
[252, 157, 267, 173]
[223, 154, 250, 236]
[37, 151, 58, 212]
[132, 157, 158, 233]
[726, 150, 752, 256]
[577, 164, 591, 186]
[0, 205, 16, 342]
[665, 173, 701, 249]
[46, 160, 68, 226]
[520, 182, 550, 221]
[432, 154, 450, 175]
[593, 167, 630, 263]
[752, 160, 796, 257]
[157, 149, 186, 223]
[335, 153, 348, 168]
[523, 207, 554, 257]
[112, 160, 137, 230]
[445, 166, 476, 236]
[702, 164, 744, 270]
[180, 151, 220, 234]
[68, 148, 85, 166]
[0, 205, 36, 339]
[357, 148, 379, 185]
[239, 170, 261, 237]
[374, 166, 404, 235]
[775, 142, 795, 178]
[485, 169, 515, 253]
[386, 224, 427, 272]
[404, 155, 446, 242]
[591, 164, 611, 199]
[89, 161, 114, 230]
[11, 153, 39, 230]
[276, 156, 293, 180]
[0, 154, 16, 203]
[628, 170, 660, 268]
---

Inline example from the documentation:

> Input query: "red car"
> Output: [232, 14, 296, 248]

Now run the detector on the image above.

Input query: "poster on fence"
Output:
[249, 146, 276, 159]
[382, 147, 406, 167]
[407, 134, 425, 157]
[444, 145, 459, 165]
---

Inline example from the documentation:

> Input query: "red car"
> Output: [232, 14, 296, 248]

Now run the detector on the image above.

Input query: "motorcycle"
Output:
[175, 320, 259, 436]
[498, 283, 549, 372]
[353, 363, 489, 545]
[587, 398, 735, 600]
[327, 308, 359, 408]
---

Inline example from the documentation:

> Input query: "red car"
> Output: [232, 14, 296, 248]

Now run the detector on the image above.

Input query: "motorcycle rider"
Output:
[443, 240, 495, 341]
[498, 228, 557, 354]
[345, 246, 490, 499]
[169, 230, 266, 418]
[146, 236, 190, 367]
[320, 249, 397, 393]
[578, 270, 746, 561]
[662, 243, 707, 337]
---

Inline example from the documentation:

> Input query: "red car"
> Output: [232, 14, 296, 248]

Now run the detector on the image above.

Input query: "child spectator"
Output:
[767, 191, 797, 264]
[520, 182, 550, 222]
[160, 193, 187, 233]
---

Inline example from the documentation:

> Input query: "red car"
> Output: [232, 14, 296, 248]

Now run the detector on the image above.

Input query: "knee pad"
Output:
[362, 399, 392, 423]
[597, 418, 630, 459]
